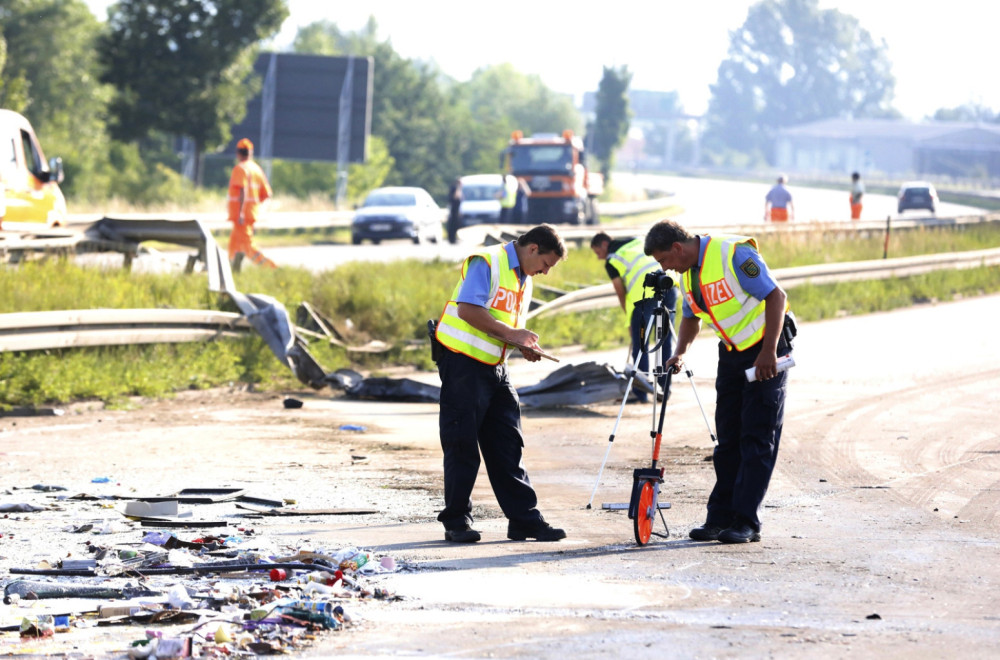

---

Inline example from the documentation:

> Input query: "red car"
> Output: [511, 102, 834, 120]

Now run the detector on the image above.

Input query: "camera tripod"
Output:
[586, 292, 718, 545]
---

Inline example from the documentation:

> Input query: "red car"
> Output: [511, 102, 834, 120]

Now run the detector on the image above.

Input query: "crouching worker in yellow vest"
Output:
[432, 224, 568, 543]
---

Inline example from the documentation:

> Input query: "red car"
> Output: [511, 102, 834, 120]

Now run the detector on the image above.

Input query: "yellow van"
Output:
[0, 109, 67, 227]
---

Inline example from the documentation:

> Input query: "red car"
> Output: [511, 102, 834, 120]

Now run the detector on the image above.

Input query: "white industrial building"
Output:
[775, 118, 1000, 179]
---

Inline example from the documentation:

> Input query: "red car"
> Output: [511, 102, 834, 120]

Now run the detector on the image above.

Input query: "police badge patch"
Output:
[740, 258, 760, 278]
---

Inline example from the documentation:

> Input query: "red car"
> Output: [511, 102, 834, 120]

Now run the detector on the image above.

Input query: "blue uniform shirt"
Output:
[456, 242, 524, 307]
[765, 184, 792, 208]
[682, 236, 777, 319]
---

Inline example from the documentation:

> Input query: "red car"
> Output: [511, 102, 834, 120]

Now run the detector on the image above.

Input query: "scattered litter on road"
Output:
[1, 482, 404, 656]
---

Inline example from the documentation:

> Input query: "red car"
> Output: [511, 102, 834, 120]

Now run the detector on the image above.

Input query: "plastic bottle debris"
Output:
[339, 551, 369, 571]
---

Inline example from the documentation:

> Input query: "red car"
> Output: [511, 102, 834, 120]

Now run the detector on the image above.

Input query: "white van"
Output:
[458, 174, 503, 226]
[0, 109, 67, 227]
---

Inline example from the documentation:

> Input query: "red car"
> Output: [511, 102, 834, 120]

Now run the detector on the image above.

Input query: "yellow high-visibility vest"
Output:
[436, 244, 531, 364]
[682, 235, 780, 351]
[607, 238, 666, 322]
[499, 175, 517, 209]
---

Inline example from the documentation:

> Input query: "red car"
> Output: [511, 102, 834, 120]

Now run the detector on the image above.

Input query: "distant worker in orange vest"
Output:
[849, 171, 864, 220]
[764, 175, 794, 222]
[228, 138, 277, 271]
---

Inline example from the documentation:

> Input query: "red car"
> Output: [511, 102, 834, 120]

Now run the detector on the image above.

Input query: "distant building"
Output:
[775, 118, 1000, 179]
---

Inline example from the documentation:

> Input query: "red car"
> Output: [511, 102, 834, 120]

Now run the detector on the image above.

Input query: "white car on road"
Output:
[458, 174, 503, 226]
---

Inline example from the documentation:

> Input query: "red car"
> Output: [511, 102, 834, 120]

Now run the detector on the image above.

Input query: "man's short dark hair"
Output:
[590, 231, 612, 248]
[644, 220, 692, 256]
[518, 224, 566, 258]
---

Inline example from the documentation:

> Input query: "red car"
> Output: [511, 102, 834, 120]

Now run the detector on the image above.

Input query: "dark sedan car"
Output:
[897, 181, 938, 215]
[351, 187, 443, 244]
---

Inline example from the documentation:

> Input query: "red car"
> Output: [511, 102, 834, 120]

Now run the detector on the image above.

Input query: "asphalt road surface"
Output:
[2, 295, 998, 658]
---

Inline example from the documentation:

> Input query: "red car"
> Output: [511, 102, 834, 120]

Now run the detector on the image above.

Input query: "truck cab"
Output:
[0, 109, 67, 228]
[501, 129, 602, 225]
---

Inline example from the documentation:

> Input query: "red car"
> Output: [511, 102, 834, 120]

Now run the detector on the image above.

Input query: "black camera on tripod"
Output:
[643, 271, 674, 299]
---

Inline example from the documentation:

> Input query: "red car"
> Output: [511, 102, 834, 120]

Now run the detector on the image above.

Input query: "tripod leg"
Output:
[685, 368, 718, 444]
[586, 315, 656, 509]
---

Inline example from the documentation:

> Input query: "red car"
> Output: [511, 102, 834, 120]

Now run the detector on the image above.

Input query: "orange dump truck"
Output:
[501, 129, 602, 225]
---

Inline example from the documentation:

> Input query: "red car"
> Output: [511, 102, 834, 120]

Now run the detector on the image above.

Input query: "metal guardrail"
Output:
[1, 213, 997, 352]
[0, 309, 251, 352]
[527, 248, 1000, 319]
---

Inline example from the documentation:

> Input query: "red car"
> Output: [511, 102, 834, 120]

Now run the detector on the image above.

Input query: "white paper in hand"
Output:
[745, 354, 795, 382]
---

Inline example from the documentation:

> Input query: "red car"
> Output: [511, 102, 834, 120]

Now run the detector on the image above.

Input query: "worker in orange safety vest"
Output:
[227, 138, 277, 271]
[849, 171, 864, 220]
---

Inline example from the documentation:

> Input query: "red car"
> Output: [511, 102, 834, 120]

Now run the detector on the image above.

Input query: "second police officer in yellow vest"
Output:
[644, 219, 796, 545]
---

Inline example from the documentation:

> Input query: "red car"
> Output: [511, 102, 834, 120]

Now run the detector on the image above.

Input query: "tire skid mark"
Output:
[782, 368, 1000, 526]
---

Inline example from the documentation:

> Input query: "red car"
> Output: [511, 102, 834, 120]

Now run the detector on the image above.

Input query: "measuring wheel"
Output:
[628, 467, 668, 545]
[633, 479, 657, 545]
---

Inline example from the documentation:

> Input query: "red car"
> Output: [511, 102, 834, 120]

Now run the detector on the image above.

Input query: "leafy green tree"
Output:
[0, 33, 30, 112]
[0, 0, 111, 200]
[462, 64, 582, 138]
[269, 135, 393, 206]
[591, 65, 632, 181]
[704, 0, 897, 163]
[98, 0, 288, 184]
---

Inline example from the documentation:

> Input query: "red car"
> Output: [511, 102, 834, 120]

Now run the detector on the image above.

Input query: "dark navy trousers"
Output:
[436, 349, 541, 530]
[705, 339, 789, 532]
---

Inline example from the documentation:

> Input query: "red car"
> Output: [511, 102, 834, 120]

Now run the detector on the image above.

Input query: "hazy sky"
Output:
[84, 0, 997, 121]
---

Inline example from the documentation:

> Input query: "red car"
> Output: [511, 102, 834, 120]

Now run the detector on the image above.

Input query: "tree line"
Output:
[2, 0, 989, 208]
[0, 1, 608, 208]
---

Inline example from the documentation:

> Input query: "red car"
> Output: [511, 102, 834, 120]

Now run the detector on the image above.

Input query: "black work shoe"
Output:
[688, 524, 724, 541]
[718, 524, 761, 544]
[507, 519, 566, 542]
[444, 526, 481, 543]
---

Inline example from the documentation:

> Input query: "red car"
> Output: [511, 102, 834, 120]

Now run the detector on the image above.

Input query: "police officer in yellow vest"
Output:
[433, 224, 568, 543]
[497, 173, 518, 224]
[591, 232, 678, 403]
[644, 219, 795, 544]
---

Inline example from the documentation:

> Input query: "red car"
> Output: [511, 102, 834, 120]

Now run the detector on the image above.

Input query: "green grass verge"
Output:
[1, 223, 998, 407]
